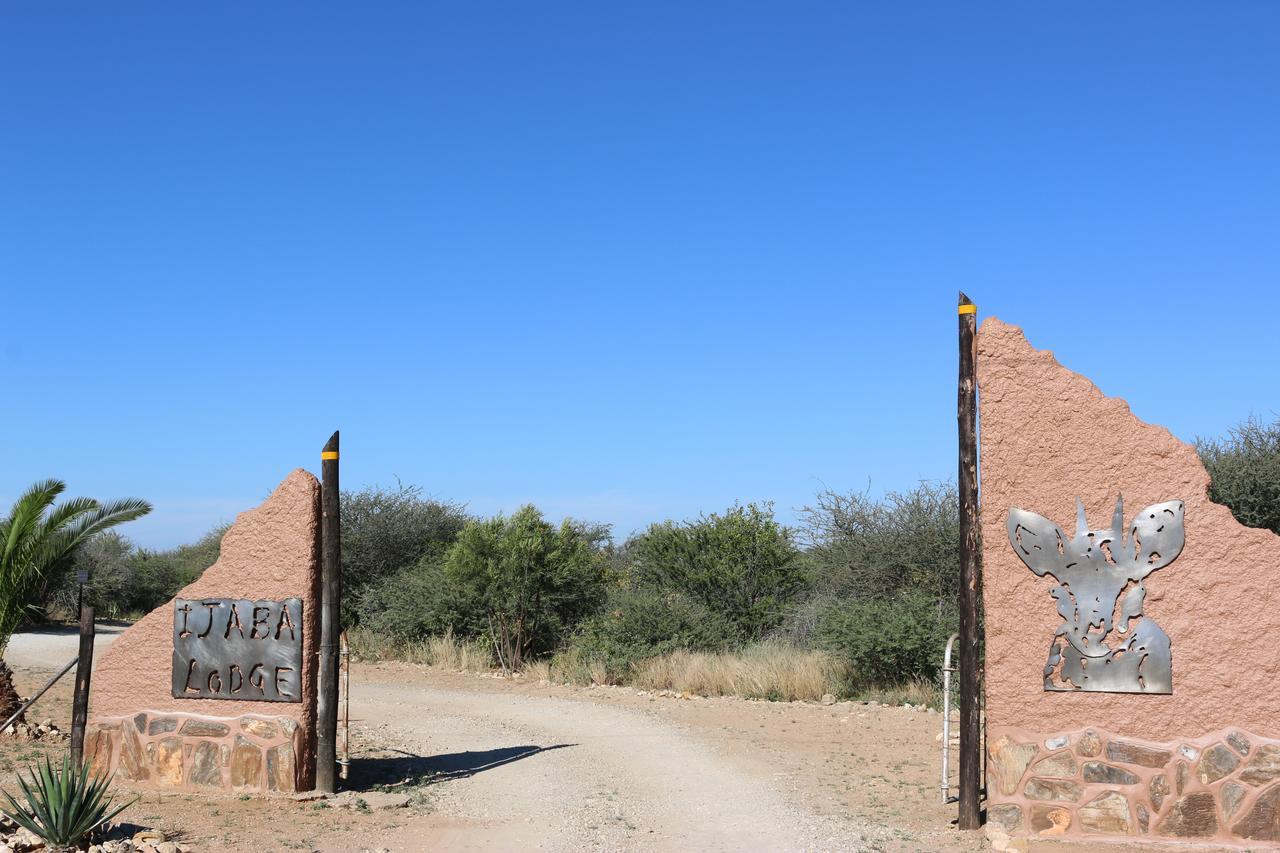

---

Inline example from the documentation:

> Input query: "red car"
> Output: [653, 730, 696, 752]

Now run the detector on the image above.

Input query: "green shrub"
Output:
[1, 754, 135, 848]
[799, 481, 958, 610]
[564, 586, 733, 682]
[354, 559, 478, 641]
[625, 503, 802, 642]
[1198, 415, 1280, 535]
[443, 506, 607, 668]
[816, 592, 950, 686]
[340, 483, 470, 625]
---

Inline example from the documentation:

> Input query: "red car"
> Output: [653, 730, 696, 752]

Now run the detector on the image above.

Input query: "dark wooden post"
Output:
[316, 431, 341, 793]
[957, 292, 983, 829]
[69, 605, 95, 770]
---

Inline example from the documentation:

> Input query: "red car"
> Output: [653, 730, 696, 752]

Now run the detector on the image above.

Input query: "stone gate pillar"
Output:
[85, 470, 321, 793]
[978, 319, 1280, 845]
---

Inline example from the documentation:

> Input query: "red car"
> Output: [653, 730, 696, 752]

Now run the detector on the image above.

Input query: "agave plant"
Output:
[0, 753, 136, 848]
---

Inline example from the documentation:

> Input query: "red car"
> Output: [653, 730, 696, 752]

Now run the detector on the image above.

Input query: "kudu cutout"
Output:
[1007, 496, 1184, 693]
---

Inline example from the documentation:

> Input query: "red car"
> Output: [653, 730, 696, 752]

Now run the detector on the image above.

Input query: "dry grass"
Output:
[349, 628, 941, 707]
[545, 646, 608, 686]
[630, 641, 850, 702]
[851, 678, 941, 709]
[521, 659, 552, 682]
[347, 626, 492, 672]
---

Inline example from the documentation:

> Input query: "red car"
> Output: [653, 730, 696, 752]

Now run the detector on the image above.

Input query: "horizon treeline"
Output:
[35, 413, 1280, 691]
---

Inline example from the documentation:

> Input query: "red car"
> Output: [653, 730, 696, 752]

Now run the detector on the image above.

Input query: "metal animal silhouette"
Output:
[1007, 496, 1184, 693]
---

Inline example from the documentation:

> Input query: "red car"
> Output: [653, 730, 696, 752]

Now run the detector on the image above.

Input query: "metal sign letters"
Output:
[171, 598, 304, 702]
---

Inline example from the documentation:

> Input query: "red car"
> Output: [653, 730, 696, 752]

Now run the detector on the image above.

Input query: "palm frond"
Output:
[2, 480, 65, 566]
[60, 499, 153, 552]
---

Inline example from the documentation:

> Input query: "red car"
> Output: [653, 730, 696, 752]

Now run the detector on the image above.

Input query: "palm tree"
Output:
[0, 480, 151, 721]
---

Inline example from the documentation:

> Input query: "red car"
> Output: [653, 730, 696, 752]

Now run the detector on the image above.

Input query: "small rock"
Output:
[819, 694, 836, 706]
[1228, 730, 1253, 756]
[1044, 735, 1069, 750]
[155, 843, 178, 853]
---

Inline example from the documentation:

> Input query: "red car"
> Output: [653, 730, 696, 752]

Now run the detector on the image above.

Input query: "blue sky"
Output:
[2, 4, 1277, 548]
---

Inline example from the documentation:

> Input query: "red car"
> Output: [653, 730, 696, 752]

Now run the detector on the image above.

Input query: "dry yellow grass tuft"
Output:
[521, 659, 552, 682]
[631, 641, 849, 702]
[348, 626, 492, 672]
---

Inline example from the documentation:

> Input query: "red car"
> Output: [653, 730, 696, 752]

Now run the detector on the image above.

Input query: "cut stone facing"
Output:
[230, 735, 263, 788]
[1196, 743, 1241, 785]
[188, 741, 221, 786]
[120, 724, 148, 781]
[1232, 781, 1280, 841]
[1030, 752, 1076, 779]
[1029, 805, 1071, 836]
[1079, 791, 1133, 835]
[1156, 791, 1218, 838]
[1150, 774, 1170, 810]
[1240, 744, 1280, 787]
[155, 737, 184, 785]
[990, 736, 1039, 796]
[241, 718, 279, 740]
[1222, 781, 1247, 821]
[1107, 740, 1172, 769]
[266, 742, 295, 792]
[179, 719, 230, 738]
[1076, 731, 1102, 758]
[1228, 731, 1252, 756]
[1024, 777, 1083, 802]
[147, 717, 178, 736]
[1082, 762, 1139, 785]
[987, 803, 1023, 833]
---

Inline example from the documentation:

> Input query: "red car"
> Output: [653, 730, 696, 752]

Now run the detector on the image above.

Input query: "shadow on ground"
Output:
[345, 744, 575, 791]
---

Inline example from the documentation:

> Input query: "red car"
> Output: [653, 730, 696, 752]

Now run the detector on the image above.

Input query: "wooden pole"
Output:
[69, 605, 95, 770]
[957, 292, 983, 829]
[316, 431, 341, 793]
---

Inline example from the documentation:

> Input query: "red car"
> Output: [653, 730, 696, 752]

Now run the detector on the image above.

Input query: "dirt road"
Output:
[3, 629, 991, 852]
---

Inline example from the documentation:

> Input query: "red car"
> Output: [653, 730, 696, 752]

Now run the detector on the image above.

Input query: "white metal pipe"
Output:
[941, 633, 959, 804]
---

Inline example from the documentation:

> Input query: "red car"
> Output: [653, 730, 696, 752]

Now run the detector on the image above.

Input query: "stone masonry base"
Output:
[86, 712, 305, 793]
[988, 725, 1280, 846]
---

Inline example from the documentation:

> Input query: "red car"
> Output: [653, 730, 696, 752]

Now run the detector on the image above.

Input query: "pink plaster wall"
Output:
[978, 318, 1280, 740]
[89, 469, 321, 786]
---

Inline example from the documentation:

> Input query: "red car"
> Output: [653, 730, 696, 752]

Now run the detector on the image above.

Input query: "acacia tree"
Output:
[0, 480, 150, 719]
[442, 505, 606, 668]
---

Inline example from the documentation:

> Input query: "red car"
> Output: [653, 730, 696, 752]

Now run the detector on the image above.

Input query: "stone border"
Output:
[989, 725, 1280, 845]
[85, 711, 305, 793]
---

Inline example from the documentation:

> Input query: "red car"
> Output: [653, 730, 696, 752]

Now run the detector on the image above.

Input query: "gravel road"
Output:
[6, 622, 127, 671]
[351, 678, 878, 851]
[4, 628, 946, 852]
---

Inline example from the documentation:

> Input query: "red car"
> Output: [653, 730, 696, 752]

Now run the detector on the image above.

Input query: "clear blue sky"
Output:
[3, 4, 1277, 548]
